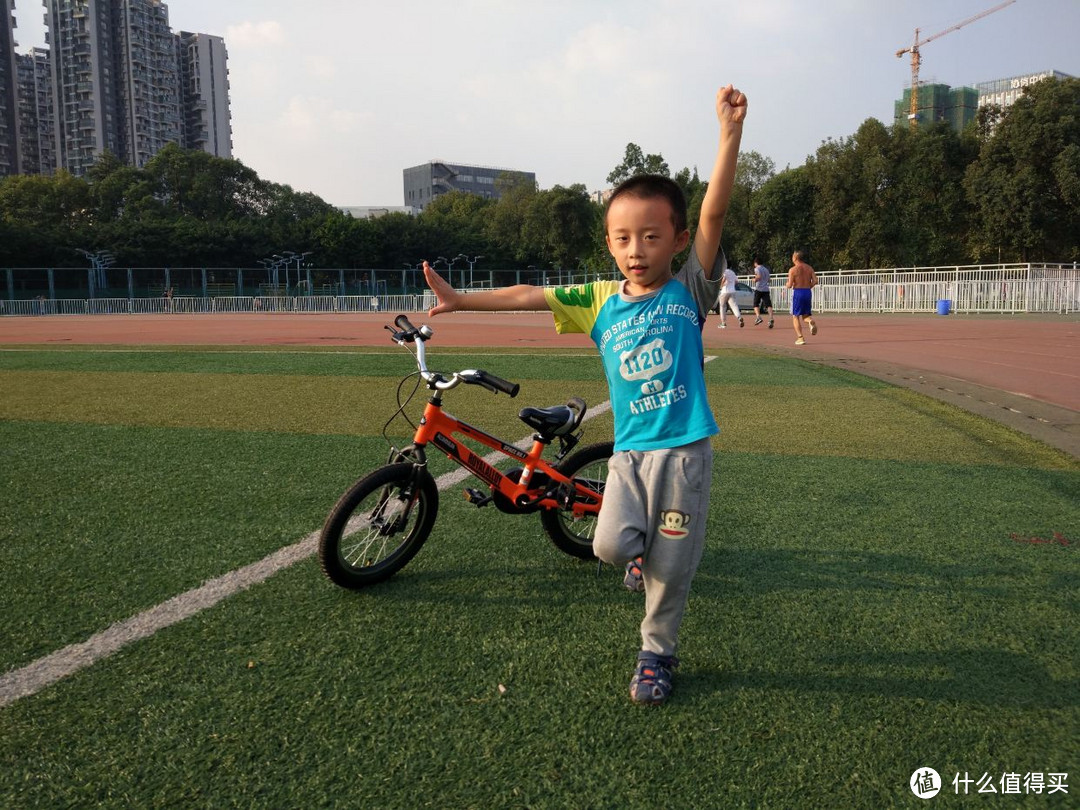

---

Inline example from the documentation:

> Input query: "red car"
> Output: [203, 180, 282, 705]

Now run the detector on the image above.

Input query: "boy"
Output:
[422, 84, 747, 704]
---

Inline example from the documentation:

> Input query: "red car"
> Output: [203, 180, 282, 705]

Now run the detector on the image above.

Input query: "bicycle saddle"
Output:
[518, 397, 586, 438]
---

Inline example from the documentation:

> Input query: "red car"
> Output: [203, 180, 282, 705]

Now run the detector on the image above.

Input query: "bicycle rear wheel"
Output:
[319, 462, 439, 589]
[540, 441, 613, 560]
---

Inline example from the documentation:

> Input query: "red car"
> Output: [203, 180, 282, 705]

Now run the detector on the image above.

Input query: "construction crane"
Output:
[896, 0, 1016, 128]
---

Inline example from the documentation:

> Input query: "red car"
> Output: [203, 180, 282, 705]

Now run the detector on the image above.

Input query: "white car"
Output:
[711, 281, 756, 314]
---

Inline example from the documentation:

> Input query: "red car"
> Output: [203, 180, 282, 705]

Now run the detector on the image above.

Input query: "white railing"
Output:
[3, 265, 1076, 316]
[759, 263, 1078, 314]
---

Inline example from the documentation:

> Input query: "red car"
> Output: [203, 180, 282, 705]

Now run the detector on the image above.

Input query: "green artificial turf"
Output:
[0, 346, 1076, 808]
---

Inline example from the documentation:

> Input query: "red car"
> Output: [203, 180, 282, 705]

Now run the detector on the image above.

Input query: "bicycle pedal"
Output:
[463, 487, 492, 507]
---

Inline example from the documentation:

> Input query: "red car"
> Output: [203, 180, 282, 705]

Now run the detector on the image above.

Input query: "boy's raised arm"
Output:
[423, 261, 550, 316]
[694, 84, 747, 278]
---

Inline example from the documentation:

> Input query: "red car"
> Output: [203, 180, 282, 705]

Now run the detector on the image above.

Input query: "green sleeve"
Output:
[544, 281, 620, 335]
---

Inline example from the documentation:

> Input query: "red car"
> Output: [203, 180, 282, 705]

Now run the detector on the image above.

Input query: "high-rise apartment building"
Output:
[16, 47, 54, 174]
[0, 0, 20, 176]
[0, 0, 230, 177]
[46, 0, 185, 174]
[47, 0, 120, 173]
[177, 30, 230, 158]
[114, 0, 182, 168]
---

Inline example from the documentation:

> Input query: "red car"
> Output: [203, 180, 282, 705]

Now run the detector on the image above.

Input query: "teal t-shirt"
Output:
[544, 251, 723, 452]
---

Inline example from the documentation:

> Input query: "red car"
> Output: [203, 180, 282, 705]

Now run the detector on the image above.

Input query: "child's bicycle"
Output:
[318, 314, 613, 590]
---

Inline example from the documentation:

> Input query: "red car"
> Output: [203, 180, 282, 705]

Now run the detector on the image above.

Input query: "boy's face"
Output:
[605, 195, 690, 295]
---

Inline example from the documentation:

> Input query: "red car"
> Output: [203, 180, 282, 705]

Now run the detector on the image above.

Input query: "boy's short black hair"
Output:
[604, 174, 688, 234]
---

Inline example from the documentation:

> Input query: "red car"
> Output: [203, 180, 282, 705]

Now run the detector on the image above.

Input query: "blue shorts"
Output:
[791, 288, 812, 317]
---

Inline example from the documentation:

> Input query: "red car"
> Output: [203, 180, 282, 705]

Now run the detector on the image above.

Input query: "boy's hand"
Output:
[423, 261, 462, 316]
[716, 84, 747, 125]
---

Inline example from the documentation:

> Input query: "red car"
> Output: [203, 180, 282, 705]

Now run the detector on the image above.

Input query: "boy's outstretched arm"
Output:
[423, 261, 550, 316]
[694, 84, 747, 277]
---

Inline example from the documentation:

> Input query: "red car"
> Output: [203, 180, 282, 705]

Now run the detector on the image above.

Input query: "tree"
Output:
[522, 184, 601, 271]
[750, 166, 816, 270]
[964, 77, 1080, 262]
[727, 150, 776, 267]
[420, 191, 494, 258]
[890, 123, 976, 265]
[485, 180, 538, 264]
[606, 142, 670, 185]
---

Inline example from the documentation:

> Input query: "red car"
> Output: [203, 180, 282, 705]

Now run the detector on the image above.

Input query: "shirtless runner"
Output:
[785, 250, 818, 345]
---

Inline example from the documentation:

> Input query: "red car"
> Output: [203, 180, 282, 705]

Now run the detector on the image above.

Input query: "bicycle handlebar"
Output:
[386, 314, 520, 398]
[468, 369, 520, 398]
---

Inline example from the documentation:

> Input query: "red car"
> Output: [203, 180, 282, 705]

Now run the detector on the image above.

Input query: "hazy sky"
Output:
[12, 0, 1079, 207]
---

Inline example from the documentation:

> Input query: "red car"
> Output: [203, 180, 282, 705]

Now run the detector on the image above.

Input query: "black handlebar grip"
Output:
[478, 370, 520, 398]
[394, 314, 417, 333]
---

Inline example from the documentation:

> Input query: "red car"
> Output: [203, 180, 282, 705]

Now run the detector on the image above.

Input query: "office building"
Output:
[403, 160, 536, 210]
[976, 70, 1073, 112]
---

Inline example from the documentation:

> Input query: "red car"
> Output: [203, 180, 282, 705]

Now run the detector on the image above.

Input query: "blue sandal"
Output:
[623, 556, 645, 592]
[630, 651, 679, 705]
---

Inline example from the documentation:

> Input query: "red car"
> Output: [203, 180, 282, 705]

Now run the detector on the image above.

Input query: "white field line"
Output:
[0, 356, 715, 708]
[0, 347, 600, 358]
[0, 396, 616, 708]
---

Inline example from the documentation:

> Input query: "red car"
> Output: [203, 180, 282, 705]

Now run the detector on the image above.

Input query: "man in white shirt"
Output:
[716, 265, 743, 328]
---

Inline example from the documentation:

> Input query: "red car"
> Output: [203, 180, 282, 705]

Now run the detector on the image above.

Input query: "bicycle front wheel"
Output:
[318, 463, 439, 589]
[540, 441, 613, 560]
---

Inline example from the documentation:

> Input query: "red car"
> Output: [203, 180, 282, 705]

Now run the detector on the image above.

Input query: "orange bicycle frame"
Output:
[411, 397, 600, 517]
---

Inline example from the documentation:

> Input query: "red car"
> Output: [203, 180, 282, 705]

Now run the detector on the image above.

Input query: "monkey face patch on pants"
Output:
[658, 510, 691, 539]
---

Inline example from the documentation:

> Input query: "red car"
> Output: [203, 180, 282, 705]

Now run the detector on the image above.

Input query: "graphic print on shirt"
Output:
[658, 510, 691, 539]
[544, 266, 720, 453]
[599, 300, 700, 416]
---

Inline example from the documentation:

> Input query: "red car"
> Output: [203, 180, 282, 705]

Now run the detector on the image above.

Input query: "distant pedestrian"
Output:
[162, 286, 174, 313]
[785, 251, 818, 345]
[716, 265, 743, 328]
[751, 256, 774, 328]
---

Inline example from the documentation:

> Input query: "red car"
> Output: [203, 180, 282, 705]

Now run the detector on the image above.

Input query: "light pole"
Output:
[403, 261, 423, 292]
[77, 249, 116, 298]
[274, 252, 296, 291]
[295, 251, 312, 293]
[461, 254, 484, 288]
[257, 258, 274, 295]
[437, 256, 461, 288]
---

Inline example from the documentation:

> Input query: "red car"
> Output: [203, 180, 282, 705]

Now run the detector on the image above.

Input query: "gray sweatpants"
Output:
[592, 437, 712, 657]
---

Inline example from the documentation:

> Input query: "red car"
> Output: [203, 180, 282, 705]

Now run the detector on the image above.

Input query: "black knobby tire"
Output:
[540, 441, 613, 560]
[318, 463, 439, 589]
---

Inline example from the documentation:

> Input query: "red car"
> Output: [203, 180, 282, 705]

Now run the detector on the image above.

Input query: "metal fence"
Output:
[1, 263, 1077, 316]
[0, 294, 438, 317]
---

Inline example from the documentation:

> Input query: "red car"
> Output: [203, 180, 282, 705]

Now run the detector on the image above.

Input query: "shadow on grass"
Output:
[315, 542, 1077, 710]
[679, 546, 1078, 709]
[689, 650, 1078, 710]
[700, 547, 1048, 599]
[323, 558, 618, 608]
